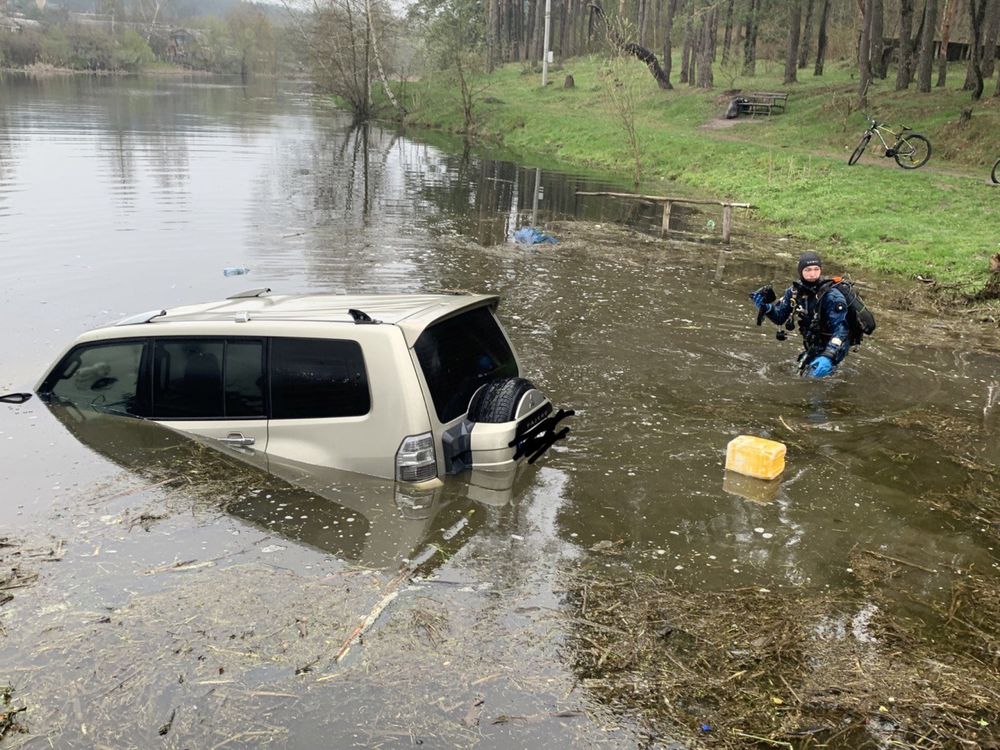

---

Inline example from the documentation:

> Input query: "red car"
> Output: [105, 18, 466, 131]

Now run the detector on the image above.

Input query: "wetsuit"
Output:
[765, 279, 852, 370]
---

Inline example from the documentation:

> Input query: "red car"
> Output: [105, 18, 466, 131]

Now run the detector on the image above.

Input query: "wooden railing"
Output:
[575, 191, 755, 243]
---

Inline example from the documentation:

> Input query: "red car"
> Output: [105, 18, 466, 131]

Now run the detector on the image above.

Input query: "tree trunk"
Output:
[982, 0, 1000, 78]
[533, 0, 545, 61]
[872, 0, 886, 77]
[721, 0, 735, 64]
[661, 0, 678, 88]
[681, 11, 693, 82]
[696, 4, 716, 87]
[798, 0, 815, 68]
[487, 0, 499, 71]
[785, 0, 802, 83]
[896, 0, 915, 88]
[917, 0, 938, 90]
[638, 0, 649, 47]
[858, 0, 874, 105]
[814, 0, 830, 74]
[966, 0, 989, 97]
[937, 0, 958, 86]
[743, 0, 759, 75]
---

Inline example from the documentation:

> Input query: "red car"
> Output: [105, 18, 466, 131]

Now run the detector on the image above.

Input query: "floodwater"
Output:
[1, 75, 999, 748]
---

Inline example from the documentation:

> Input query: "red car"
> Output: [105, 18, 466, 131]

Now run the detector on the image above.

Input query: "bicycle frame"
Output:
[866, 119, 907, 153]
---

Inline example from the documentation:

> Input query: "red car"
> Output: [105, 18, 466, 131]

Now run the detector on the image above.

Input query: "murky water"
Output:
[2, 74, 999, 747]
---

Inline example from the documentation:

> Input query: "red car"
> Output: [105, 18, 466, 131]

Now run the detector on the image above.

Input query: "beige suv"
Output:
[36, 290, 571, 485]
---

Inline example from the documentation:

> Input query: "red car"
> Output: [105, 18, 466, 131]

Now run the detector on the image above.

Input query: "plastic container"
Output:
[725, 435, 786, 480]
[223, 266, 250, 277]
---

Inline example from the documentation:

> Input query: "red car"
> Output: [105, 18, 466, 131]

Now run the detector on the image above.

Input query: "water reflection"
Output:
[45, 403, 533, 571]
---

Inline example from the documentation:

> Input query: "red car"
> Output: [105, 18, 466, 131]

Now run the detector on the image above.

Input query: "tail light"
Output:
[395, 432, 437, 482]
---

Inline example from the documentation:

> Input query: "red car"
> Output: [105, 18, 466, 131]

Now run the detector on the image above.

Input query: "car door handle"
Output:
[220, 432, 255, 447]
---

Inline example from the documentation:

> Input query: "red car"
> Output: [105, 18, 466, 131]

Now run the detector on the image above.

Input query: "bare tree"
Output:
[917, 0, 939, 91]
[598, 15, 645, 186]
[785, 0, 802, 83]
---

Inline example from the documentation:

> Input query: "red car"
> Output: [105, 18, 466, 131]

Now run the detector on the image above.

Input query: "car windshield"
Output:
[414, 306, 518, 423]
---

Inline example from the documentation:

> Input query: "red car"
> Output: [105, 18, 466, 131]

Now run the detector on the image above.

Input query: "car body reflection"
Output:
[46, 403, 534, 570]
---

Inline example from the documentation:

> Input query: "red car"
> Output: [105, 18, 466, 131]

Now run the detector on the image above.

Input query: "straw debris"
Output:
[563, 570, 1000, 748]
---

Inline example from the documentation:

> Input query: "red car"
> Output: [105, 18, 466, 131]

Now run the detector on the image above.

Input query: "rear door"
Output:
[151, 337, 269, 463]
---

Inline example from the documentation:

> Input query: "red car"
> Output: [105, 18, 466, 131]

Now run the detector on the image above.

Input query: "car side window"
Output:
[151, 339, 266, 420]
[270, 338, 370, 419]
[45, 341, 147, 417]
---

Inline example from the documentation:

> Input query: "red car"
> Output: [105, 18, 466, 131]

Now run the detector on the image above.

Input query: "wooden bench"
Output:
[737, 91, 789, 116]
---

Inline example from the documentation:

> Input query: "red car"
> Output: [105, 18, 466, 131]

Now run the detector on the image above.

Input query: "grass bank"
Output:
[401, 57, 999, 294]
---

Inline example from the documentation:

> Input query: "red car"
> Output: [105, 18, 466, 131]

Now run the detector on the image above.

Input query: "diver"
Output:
[750, 252, 852, 379]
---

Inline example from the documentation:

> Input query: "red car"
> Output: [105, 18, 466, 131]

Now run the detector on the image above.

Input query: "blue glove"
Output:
[807, 356, 834, 378]
[750, 291, 771, 312]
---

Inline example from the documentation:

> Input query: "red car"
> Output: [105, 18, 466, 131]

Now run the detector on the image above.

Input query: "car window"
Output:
[151, 339, 266, 420]
[414, 306, 518, 423]
[152, 339, 226, 419]
[225, 340, 266, 417]
[45, 341, 147, 417]
[270, 338, 370, 419]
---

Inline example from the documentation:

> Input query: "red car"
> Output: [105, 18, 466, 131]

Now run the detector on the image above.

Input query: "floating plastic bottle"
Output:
[223, 266, 250, 277]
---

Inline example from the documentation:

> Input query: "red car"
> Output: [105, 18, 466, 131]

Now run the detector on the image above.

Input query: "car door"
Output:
[150, 337, 269, 464]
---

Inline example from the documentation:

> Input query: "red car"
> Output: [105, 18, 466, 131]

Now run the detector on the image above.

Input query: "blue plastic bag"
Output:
[512, 226, 558, 245]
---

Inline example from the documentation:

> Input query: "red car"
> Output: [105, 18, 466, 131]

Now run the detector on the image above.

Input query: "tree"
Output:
[936, 0, 958, 86]
[813, 0, 830, 74]
[227, 4, 275, 82]
[660, 0, 680, 89]
[858, 0, 874, 106]
[798, 0, 815, 68]
[743, 0, 761, 75]
[721, 0, 735, 65]
[982, 0, 1000, 78]
[784, 0, 802, 83]
[964, 0, 990, 98]
[917, 0, 938, 91]
[895, 0, 915, 89]
[597, 14, 644, 186]
[417, 0, 489, 130]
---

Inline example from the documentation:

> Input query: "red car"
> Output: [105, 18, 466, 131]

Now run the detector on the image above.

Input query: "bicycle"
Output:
[848, 116, 931, 169]
[992, 157, 999, 184]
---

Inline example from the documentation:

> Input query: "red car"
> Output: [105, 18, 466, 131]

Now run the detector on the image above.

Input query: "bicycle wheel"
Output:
[894, 134, 931, 169]
[848, 133, 871, 165]
[992, 158, 1000, 184]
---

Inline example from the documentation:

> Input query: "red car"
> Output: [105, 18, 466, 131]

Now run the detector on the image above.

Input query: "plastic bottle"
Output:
[223, 266, 250, 277]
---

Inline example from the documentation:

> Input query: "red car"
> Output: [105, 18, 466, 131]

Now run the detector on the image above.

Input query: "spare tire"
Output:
[468, 377, 537, 424]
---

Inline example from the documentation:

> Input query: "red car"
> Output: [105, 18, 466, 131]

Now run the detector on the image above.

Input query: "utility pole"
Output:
[541, 0, 553, 85]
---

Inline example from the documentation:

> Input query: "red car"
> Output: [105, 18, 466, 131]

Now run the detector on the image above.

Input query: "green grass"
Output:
[399, 56, 1000, 292]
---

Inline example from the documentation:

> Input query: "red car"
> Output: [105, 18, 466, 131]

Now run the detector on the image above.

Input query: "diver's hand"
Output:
[807, 356, 834, 378]
[750, 291, 771, 312]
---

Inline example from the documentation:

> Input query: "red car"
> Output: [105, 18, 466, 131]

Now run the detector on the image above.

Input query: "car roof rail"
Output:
[348, 308, 380, 324]
[227, 287, 272, 300]
[115, 309, 167, 326]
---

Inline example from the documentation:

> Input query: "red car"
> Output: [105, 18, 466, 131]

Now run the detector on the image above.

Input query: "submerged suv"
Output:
[36, 290, 571, 485]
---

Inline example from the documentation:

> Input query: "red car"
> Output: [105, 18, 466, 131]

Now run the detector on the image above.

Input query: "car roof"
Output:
[111, 292, 501, 347]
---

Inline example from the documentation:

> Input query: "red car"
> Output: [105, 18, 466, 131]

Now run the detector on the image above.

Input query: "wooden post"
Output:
[722, 204, 733, 243]
[661, 200, 673, 235]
